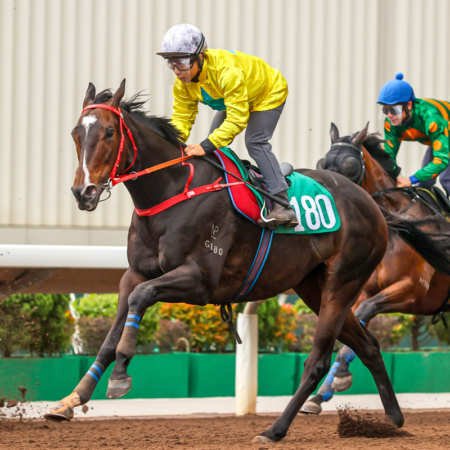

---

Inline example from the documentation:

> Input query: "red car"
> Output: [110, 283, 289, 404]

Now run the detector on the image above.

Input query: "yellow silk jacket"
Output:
[171, 49, 288, 151]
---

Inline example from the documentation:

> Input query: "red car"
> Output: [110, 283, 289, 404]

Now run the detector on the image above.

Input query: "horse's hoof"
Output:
[44, 403, 74, 422]
[252, 435, 275, 444]
[44, 412, 72, 422]
[387, 412, 404, 429]
[106, 377, 132, 399]
[299, 400, 322, 415]
[331, 374, 353, 392]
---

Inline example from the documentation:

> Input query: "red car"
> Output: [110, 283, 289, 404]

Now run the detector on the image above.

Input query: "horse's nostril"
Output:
[84, 185, 97, 198]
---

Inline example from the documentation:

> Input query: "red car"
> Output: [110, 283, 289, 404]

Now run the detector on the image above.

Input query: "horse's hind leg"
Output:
[254, 270, 367, 443]
[45, 269, 145, 421]
[302, 277, 416, 414]
[300, 344, 356, 414]
[337, 312, 404, 428]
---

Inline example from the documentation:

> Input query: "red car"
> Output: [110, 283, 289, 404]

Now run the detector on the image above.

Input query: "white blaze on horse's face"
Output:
[81, 115, 97, 185]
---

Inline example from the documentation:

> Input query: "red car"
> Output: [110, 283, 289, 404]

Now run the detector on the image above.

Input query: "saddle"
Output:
[416, 186, 450, 218]
[241, 157, 294, 191]
[416, 186, 450, 327]
[431, 186, 450, 216]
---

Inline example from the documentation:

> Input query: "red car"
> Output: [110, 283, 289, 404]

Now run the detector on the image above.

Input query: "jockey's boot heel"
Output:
[258, 190, 298, 230]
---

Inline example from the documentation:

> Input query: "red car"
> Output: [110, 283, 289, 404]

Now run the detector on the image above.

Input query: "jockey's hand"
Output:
[397, 176, 412, 188]
[185, 144, 206, 156]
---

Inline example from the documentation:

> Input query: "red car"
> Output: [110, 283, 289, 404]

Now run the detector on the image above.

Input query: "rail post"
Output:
[235, 300, 264, 415]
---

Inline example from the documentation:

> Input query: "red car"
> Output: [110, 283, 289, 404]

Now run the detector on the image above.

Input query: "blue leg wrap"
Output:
[86, 363, 104, 383]
[340, 345, 356, 364]
[318, 361, 340, 401]
[337, 318, 365, 365]
[125, 313, 140, 329]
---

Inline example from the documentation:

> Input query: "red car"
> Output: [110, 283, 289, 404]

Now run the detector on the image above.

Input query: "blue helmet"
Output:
[378, 73, 416, 105]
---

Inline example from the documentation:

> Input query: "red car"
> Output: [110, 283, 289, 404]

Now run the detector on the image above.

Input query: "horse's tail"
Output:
[379, 206, 450, 275]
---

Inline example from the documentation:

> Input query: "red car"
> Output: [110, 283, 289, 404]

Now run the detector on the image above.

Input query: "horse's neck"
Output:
[121, 117, 188, 210]
[362, 147, 412, 212]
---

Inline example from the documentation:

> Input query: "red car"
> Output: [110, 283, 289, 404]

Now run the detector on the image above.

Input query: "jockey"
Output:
[378, 72, 450, 195]
[157, 23, 298, 229]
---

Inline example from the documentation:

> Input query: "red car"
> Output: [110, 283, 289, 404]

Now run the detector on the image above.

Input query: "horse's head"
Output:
[71, 80, 127, 211]
[317, 123, 369, 185]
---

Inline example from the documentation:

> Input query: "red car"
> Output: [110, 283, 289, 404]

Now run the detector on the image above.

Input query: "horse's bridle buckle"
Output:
[99, 179, 113, 202]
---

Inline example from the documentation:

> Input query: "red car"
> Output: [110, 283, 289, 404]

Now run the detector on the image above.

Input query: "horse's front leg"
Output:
[107, 261, 208, 399]
[45, 268, 146, 421]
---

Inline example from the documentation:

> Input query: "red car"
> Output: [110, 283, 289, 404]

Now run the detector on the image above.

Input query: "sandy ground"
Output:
[1, 411, 450, 450]
[3, 393, 450, 419]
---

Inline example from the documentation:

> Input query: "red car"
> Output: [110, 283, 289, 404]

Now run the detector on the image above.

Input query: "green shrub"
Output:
[235, 297, 298, 352]
[159, 303, 231, 352]
[154, 319, 191, 353]
[0, 294, 73, 357]
[0, 300, 28, 357]
[73, 294, 160, 354]
[427, 316, 450, 347]
[74, 293, 118, 318]
[77, 316, 115, 355]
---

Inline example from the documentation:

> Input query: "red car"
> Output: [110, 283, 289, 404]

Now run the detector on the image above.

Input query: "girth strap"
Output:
[232, 228, 274, 300]
[220, 304, 242, 345]
[431, 290, 450, 328]
[217, 228, 274, 345]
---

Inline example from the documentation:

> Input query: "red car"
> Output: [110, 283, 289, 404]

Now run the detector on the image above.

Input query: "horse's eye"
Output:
[106, 128, 114, 138]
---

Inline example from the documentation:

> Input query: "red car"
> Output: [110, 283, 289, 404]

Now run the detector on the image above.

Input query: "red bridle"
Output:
[78, 103, 241, 218]
[80, 103, 193, 187]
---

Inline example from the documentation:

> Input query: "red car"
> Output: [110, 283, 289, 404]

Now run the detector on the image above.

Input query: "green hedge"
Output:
[0, 352, 449, 401]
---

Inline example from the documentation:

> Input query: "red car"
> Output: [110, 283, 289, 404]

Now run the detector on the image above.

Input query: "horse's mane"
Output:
[356, 132, 401, 181]
[93, 89, 183, 147]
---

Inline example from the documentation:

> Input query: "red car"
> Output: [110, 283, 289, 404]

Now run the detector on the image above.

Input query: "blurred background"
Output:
[2, 0, 450, 245]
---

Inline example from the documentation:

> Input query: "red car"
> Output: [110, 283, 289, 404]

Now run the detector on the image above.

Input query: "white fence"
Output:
[0, 245, 127, 296]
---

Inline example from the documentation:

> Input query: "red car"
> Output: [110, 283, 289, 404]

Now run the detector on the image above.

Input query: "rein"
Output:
[371, 187, 419, 214]
[81, 104, 195, 191]
[329, 141, 440, 215]
[371, 186, 444, 216]
[80, 103, 248, 216]
[80, 103, 290, 210]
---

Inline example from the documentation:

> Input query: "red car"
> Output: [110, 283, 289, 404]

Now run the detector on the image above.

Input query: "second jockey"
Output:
[157, 23, 298, 229]
[378, 72, 450, 195]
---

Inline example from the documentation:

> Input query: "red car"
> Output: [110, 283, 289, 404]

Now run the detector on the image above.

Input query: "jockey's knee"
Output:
[245, 134, 268, 154]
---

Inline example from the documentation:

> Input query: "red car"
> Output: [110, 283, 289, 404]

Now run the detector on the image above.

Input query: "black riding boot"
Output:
[258, 190, 298, 230]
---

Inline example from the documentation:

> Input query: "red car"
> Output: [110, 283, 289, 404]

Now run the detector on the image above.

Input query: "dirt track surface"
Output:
[1, 411, 450, 449]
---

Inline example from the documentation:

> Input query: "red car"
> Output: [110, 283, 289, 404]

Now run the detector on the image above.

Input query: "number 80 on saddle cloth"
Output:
[213, 148, 341, 235]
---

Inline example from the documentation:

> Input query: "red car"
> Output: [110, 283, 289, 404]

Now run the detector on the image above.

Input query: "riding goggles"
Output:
[163, 57, 195, 85]
[166, 57, 195, 72]
[381, 104, 403, 116]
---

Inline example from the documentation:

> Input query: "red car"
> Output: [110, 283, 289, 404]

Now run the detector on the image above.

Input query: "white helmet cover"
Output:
[157, 23, 208, 58]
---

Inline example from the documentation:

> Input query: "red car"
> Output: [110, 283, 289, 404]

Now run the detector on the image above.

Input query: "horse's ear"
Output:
[110, 79, 126, 108]
[352, 122, 370, 148]
[83, 82, 96, 108]
[330, 123, 339, 143]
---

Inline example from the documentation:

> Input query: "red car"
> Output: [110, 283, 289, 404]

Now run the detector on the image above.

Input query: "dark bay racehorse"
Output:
[46, 82, 450, 443]
[302, 123, 450, 414]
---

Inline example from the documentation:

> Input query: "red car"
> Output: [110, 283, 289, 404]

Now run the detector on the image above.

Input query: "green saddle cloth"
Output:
[219, 147, 341, 234]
